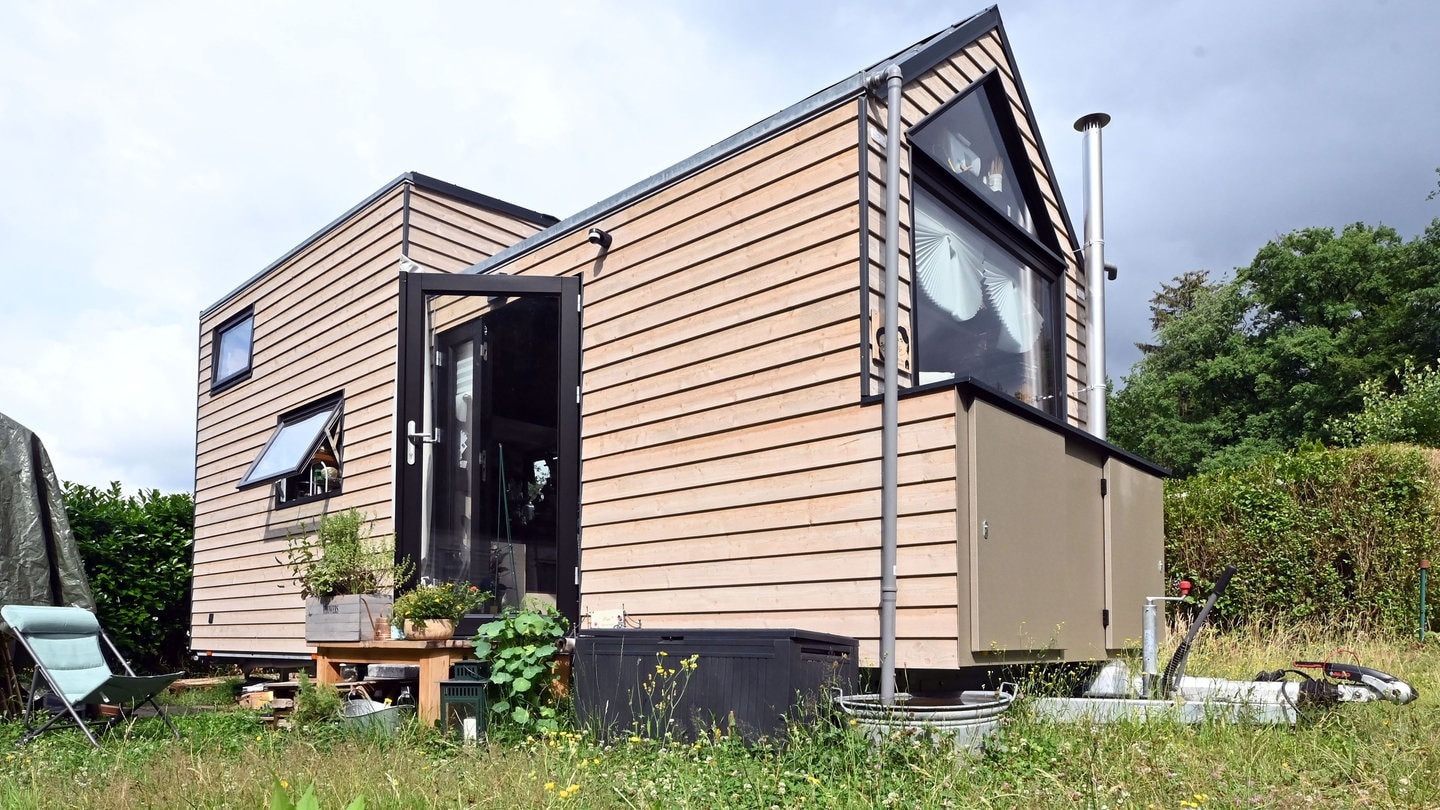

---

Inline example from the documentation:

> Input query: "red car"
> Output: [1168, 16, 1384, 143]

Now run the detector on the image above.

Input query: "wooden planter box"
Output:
[305, 594, 393, 643]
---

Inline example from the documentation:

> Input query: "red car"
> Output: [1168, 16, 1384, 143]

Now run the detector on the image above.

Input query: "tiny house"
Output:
[192, 7, 1165, 672]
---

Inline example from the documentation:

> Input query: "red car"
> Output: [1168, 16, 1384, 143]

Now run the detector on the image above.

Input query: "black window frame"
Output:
[210, 306, 255, 394]
[237, 391, 345, 508]
[906, 72, 1067, 416]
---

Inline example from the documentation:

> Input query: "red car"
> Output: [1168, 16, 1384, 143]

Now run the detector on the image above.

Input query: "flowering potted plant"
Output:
[391, 581, 490, 640]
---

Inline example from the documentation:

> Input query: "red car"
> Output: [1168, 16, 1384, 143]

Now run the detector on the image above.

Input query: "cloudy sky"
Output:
[2, 0, 1436, 494]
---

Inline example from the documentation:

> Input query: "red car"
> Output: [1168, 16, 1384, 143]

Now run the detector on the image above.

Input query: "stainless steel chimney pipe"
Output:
[1074, 112, 1111, 439]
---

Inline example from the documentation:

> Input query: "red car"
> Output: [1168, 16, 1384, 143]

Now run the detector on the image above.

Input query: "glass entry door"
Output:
[396, 271, 580, 624]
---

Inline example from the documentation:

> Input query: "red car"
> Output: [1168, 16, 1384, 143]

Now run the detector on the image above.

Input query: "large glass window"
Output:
[238, 394, 344, 506]
[211, 308, 254, 393]
[913, 186, 1055, 408]
[908, 76, 1063, 414]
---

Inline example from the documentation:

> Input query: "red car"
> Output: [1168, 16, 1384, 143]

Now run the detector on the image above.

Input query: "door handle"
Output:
[405, 420, 440, 465]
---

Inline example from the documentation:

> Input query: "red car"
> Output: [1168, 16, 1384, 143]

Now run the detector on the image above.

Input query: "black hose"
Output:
[1161, 565, 1236, 697]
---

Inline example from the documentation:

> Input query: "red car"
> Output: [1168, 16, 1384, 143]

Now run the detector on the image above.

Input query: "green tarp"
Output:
[0, 411, 94, 611]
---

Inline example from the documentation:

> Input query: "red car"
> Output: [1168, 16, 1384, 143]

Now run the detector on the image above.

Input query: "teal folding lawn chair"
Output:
[1, 604, 184, 747]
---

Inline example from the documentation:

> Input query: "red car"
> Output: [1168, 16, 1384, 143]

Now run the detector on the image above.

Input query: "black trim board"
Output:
[861, 376, 1170, 479]
[201, 173, 558, 318]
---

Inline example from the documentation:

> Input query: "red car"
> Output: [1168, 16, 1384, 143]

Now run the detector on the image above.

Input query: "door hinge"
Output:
[433, 349, 444, 367]
[478, 341, 488, 361]
[1100, 478, 1108, 497]
[574, 566, 580, 586]
[1102, 608, 1111, 628]
[577, 294, 582, 313]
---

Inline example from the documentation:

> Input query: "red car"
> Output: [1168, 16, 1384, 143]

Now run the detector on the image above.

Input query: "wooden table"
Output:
[313, 639, 473, 726]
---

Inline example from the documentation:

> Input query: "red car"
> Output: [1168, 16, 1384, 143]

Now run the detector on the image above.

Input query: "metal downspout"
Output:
[1074, 113, 1110, 438]
[870, 64, 903, 704]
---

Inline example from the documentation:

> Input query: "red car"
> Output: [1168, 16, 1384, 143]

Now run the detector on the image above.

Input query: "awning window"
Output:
[238, 396, 344, 490]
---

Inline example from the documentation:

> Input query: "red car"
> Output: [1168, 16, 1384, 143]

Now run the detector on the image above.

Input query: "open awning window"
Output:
[238, 396, 344, 490]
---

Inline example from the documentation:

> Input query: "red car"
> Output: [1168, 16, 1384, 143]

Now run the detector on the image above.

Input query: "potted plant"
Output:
[391, 581, 490, 641]
[283, 509, 413, 642]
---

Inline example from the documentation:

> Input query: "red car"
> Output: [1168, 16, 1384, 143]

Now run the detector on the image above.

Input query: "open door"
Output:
[396, 271, 581, 626]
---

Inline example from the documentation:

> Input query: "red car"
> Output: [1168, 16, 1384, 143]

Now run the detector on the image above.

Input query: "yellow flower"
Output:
[569, 784, 581, 792]
[629, 736, 643, 744]
[280, 781, 290, 790]
[544, 782, 556, 791]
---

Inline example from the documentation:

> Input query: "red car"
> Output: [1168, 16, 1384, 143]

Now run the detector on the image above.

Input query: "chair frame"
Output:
[2, 605, 183, 747]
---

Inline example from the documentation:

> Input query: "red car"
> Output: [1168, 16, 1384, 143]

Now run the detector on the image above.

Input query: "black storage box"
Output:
[574, 628, 858, 742]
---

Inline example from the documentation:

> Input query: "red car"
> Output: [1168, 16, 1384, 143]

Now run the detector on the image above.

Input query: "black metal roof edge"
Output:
[990, 18, 1083, 260]
[407, 171, 559, 228]
[466, 72, 871, 275]
[861, 376, 1171, 478]
[882, 6, 997, 78]
[200, 172, 555, 318]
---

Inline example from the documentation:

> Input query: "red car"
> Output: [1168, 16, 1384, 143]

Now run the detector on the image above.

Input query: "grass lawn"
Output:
[0, 626, 1436, 809]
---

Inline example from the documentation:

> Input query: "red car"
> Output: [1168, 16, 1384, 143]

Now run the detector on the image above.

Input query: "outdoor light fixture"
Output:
[587, 227, 612, 250]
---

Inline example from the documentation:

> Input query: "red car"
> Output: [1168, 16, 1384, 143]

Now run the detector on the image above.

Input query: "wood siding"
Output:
[191, 182, 547, 657]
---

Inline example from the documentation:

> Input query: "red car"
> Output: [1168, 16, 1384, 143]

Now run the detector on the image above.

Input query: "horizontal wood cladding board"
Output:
[582, 511, 957, 570]
[489, 107, 862, 285]
[584, 542, 955, 595]
[584, 265, 857, 384]
[583, 447, 955, 527]
[192, 623, 307, 645]
[190, 606, 303, 628]
[583, 479, 958, 547]
[578, 149, 860, 314]
[194, 505, 396, 559]
[582, 311, 859, 426]
[582, 227, 859, 351]
[584, 390, 954, 483]
[406, 189, 544, 258]
[584, 409, 957, 505]
[583, 573, 958, 616]
[193, 471, 395, 535]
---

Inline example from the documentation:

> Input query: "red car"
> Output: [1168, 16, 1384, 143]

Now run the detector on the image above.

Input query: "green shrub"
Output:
[1166, 444, 1439, 634]
[62, 482, 193, 671]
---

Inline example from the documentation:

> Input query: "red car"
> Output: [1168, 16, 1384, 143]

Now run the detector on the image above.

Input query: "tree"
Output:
[1110, 221, 1440, 476]
[1329, 362, 1440, 447]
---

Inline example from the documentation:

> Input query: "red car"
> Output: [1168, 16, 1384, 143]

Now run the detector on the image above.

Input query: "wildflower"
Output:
[544, 782, 556, 791]
[280, 781, 290, 790]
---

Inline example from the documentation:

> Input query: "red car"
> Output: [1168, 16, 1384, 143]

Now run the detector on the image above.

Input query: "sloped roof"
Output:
[469, 5, 1080, 275]
[201, 172, 556, 317]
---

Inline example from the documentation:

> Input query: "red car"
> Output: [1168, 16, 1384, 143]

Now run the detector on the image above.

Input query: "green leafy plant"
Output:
[283, 509, 412, 600]
[391, 581, 489, 631]
[291, 672, 343, 727]
[473, 604, 570, 732]
[63, 481, 194, 671]
[1166, 443, 1440, 634]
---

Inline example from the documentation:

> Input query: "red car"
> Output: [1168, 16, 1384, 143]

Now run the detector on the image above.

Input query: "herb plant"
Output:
[391, 581, 489, 631]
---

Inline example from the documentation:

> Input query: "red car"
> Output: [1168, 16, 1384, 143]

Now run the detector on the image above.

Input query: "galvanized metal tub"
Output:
[834, 684, 1017, 752]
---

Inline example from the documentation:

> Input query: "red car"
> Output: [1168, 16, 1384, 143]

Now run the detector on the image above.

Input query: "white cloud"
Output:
[2, 0, 1439, 490]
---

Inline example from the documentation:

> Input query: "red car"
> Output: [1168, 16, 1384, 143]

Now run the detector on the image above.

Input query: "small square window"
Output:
[238, 394, 344, 506]
[211, 308, 254, 393]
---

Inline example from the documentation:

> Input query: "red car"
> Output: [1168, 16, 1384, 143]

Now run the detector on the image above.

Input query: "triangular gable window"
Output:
[910, 77, 1053, 249]
[906, 73, 1064, 415]
[238, 395, 344, 504]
